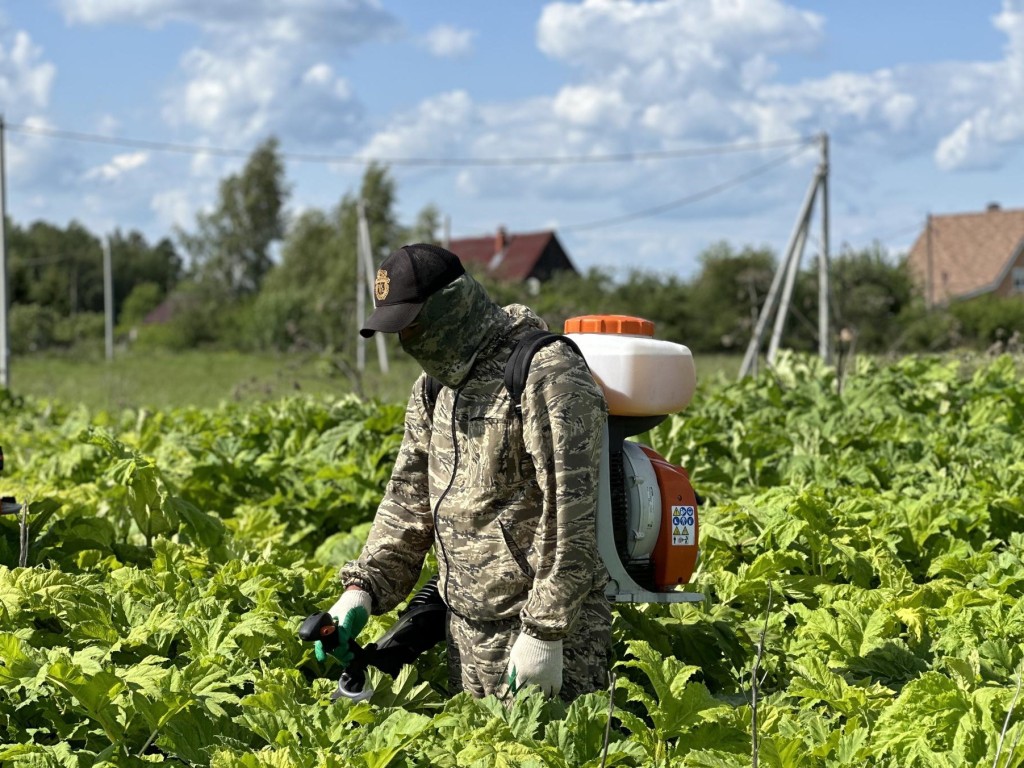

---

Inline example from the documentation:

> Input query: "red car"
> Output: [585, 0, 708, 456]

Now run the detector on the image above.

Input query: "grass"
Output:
[9, 348, 423, 412]
[8, 346, 744, 413]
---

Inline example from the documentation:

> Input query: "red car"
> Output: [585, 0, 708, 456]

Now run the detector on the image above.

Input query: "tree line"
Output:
[7, 137, 1024, 359]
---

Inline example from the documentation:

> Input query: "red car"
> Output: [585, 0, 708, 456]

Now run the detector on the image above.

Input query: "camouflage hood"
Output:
[399, 273, 513, 388]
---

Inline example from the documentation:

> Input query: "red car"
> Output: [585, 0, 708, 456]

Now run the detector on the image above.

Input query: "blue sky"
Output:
[1, 0, 1021, 278]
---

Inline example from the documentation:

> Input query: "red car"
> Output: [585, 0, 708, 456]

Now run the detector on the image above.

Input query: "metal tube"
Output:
[767, 213, 811, 362]
[0, 117, 9, 389]
[818, 133, 831, 363]
[739, 167, 822, 378]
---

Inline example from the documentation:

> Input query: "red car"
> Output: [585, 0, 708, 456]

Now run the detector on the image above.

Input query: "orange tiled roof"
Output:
[447, 230, 556, 282]
[906, 206, 1024, 303]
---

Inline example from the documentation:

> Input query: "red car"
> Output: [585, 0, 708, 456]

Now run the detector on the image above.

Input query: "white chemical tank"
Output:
[564, 315, 696, 417]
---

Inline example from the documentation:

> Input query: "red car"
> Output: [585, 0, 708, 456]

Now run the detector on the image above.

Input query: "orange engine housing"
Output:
[639, 446, 700, 590]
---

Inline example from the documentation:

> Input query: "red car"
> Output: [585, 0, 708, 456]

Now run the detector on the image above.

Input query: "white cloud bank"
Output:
[0, 30, 56, 112]
[84, 151, 149, 181]
[358, 0, 1023, 211]
[59, 0, 398, 145]
[422, 24, 476, 58]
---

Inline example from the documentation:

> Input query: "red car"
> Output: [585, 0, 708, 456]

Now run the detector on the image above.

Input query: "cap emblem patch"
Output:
[374, 269, 391, 302]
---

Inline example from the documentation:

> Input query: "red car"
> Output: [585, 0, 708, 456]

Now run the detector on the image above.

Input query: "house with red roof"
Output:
[906, 203, 1024, 306]
[446, 228, 578, 283]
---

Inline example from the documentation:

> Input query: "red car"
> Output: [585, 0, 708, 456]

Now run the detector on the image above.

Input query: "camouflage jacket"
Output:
[341, 279, 608, 641]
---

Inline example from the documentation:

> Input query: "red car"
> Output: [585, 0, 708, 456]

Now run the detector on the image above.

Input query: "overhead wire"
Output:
[4, 120, 813, 167]
[560, 141, 815, 232]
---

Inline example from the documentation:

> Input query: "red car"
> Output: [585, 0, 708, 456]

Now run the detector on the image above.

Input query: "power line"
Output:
[561, 142, 814, 232]
[4, 121, 814, 168]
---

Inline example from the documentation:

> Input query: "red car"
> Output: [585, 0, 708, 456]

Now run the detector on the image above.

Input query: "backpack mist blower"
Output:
[300, 315, 702, 698]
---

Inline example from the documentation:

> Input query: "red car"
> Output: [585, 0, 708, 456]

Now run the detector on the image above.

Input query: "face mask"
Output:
[400, 274, 506, 388]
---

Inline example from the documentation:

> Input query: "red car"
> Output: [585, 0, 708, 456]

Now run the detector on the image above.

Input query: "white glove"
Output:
[507, 632, 563, 697]
[328, 588, 372, 626]
[314, 588, 373, 665]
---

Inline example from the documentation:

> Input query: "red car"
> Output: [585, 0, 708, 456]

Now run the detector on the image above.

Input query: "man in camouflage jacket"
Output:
[332, 243, 611, 700]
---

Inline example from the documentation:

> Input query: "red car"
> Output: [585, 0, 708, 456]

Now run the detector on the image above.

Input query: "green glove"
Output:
[315, 590, 371, 666]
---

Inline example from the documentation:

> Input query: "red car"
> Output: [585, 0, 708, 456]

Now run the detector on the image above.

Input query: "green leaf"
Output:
[619, 639, 720, 737]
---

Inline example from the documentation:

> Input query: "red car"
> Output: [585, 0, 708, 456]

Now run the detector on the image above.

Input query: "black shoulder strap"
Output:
[423, 375, 444, 421]
[423, 330, 583, 423]
[504, 330, 583, 408]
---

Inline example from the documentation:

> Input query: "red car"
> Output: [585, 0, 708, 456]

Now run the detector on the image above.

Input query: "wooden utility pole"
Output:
[356, 201, 389, 374]
[818, 133, 831, 363]
[356, 203, 366, 373]
[103, 238, 114, 361]
[0, 117, 9, 389]
[740, 132, 831, 377]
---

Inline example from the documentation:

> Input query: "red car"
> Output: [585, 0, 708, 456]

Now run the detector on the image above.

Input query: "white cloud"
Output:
[84, 151, 150, 181]
[61, 0, 397, 143]
[552, 85, 630, 128]
[151, 187, 195, 230]
[163, 42, 362, 143]
[0, 30, 56, 112]
[58, 0, 398, 48]
[6, 115, 57, 178]
[358, 90, 477, 161]
[931, 0, 1024, 170]
[422, 24, 475, 58]
[537, 0, 823, 95]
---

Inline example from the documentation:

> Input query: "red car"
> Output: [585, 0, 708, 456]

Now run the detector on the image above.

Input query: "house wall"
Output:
[994, 244, 1024, 298]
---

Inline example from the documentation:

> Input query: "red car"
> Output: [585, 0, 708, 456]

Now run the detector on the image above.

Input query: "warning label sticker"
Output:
[670, 505, 695, 546]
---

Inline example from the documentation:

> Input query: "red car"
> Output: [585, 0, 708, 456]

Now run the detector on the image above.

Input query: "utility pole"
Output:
[0, 116, 9, 389]
[103, 238, 114, 361]
[356, 201, 389, 374]
[355, 203, 366, 373]
[818, 133, 831, 364]
[740, 132, 831, 377]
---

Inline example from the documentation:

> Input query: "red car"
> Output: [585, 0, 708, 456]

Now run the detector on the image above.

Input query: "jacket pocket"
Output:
[498, 518, 536, 580]
[437, 496, 532, 621]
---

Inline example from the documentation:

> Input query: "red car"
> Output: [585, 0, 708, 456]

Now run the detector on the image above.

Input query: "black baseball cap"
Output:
[360, 243, 465, 337]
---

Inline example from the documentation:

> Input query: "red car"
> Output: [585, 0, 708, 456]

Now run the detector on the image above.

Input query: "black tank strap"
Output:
[504, 330, 582, 408]
[423, 330, 583, 420]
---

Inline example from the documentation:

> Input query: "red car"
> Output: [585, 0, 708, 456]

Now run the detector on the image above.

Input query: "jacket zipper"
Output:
[432, 389, 460, 610]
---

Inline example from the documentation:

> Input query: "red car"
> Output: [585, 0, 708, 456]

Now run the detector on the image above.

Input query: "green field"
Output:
[9, 349, 743, 411]
[1, 352, 1022, 766]
[9, 349, 423, 411]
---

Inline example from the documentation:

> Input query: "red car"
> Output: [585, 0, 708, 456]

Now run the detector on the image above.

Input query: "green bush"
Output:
[54, 312, 104, 346]
[9, 303, 59, 353]
[118, 281, 164, 329]
[950, 295, 1024, 345]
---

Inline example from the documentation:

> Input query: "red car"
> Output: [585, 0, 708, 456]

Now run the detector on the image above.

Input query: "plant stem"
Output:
[751, 583, 774, 768]
[600, 671, 617, 768]
[994, 662, 1023, 768]
[18, 502, 29, 568]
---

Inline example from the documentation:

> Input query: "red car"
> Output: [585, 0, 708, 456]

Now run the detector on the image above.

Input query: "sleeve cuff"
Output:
[339, 573, 377, 613]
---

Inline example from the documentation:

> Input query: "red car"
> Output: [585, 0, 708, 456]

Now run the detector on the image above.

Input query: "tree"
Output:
[250, 163, 435, 353]
[402, 204, 441, 245]
[179, 137, 289, 297]
[687, 241, 776, 351]
[787, 242, 916, 352]
[109, 230, 182, 317]
[9, 220, 103, 315]
[118, 282, 164, 329]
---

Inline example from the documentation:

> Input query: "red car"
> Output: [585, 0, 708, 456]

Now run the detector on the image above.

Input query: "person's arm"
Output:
[340, 375, 435, 613]
[518, 344, 606, 639]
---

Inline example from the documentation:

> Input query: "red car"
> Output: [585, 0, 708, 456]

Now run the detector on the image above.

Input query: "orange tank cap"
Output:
[564, 315, 655, 336]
